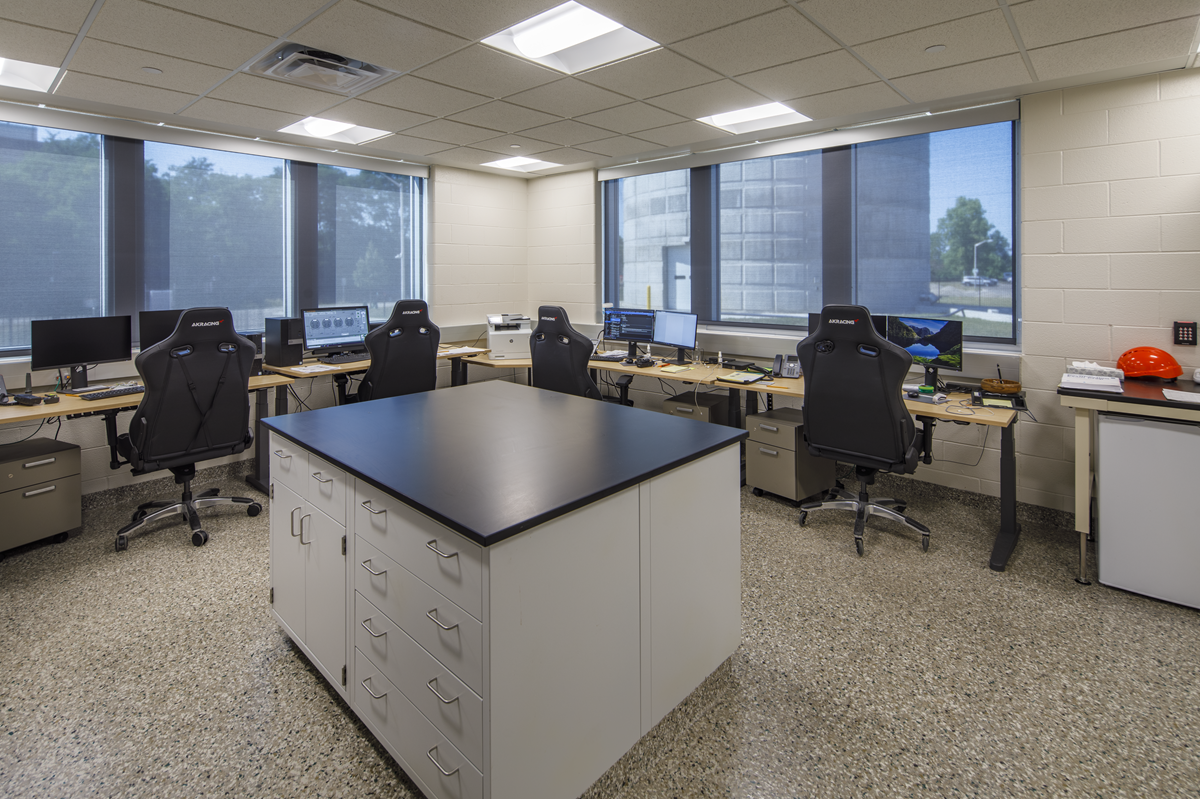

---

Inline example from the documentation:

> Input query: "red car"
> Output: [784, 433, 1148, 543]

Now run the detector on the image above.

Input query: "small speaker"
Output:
[265, 317, 304, 367]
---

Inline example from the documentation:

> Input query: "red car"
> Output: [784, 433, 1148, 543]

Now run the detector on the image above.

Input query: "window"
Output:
[602, 120, 1016, 343]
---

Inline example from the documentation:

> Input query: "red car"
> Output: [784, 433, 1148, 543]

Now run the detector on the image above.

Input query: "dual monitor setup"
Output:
[603, 308, 698, 364]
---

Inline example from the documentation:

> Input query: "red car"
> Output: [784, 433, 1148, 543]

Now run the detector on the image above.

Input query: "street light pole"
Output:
[973, 239, 987, 277]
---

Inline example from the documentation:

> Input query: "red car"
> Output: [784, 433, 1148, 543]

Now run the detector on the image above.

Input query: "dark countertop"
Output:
[1058, 377, 1200, 410]
[263, 381, 747, 546]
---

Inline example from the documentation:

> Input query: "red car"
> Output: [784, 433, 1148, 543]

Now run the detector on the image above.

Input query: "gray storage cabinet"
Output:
[0, 438, 81, 553]
[746, 408, 835, 502]
[663, 390, 729, 424]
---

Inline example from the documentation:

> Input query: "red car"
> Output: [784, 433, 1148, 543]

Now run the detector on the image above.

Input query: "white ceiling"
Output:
[1, 0, 1198, 176]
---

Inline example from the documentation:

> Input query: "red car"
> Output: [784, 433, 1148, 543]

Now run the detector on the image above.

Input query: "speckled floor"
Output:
[2, 463, 1197, 798]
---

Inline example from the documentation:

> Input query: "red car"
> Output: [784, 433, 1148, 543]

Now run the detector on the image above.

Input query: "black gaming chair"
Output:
[357, 300, 440, 402]
[109, 307, 260, 551]
[795, 305, 931, 555]
[529, 305, 600, 399]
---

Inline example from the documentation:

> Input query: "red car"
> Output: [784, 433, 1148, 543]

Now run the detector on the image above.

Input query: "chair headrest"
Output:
[168, 308, 238, 342]
[813, 305, 886, 345]
[534, 305, 572, 335]
[385, 299, 432, 326]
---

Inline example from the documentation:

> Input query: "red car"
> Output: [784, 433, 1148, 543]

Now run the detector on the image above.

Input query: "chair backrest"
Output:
[127, 307, 254, 472]
[796, 305, 918, 473]
[529, 305, 600, 399]
[359, 300, 441, 402]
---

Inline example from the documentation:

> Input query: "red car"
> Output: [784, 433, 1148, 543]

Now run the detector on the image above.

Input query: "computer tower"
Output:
[265, 317, 304, 367]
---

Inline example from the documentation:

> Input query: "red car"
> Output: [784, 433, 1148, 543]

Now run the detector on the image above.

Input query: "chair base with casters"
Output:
[797, 465, 930, 555]
[113, 463, 261, 552]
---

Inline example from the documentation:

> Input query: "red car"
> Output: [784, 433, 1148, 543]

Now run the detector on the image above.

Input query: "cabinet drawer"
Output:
[356, 484, 482, 620]
[0, 440, 80, 492]
[356, 538, 483, 695]
[269, 434, 309, 497]
[355, 648, 483, 799]
[746, 445, 798, 500]
[356, 593, 483, 769]
[747, 409, 803, 449]
[307, 454, 347, 526]
[0, 475, 80, 547]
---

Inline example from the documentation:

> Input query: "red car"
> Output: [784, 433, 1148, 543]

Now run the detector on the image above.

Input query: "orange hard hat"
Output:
[1117, 347, 1182, 379]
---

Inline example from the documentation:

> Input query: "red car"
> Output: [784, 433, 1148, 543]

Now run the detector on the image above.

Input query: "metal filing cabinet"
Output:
[663, 391, 729, 424]
[746, 408, 835, 502]
[0, 438, 81, 553]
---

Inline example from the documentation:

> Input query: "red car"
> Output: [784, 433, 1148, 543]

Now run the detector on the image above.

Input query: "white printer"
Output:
[486, 313, 532, 359]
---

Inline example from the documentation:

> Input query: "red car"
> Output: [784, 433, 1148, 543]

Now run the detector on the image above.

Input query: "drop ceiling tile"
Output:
[404, 118, 502, 146]
[0, 0, 95, 33]
[209, 73, 341, 115]
[505, 79, 628, 119]
[670, 8, 840, 77]
[577, 49, 722, 99]
[57, 72, 197, 113]
[853, 10, 1017, 79]
[580, 135, 660, 158]
[1012, 0, 1200, 50]
[798, 0, 998, 46]
[414, 45, 560, 99]
[516, 119, 613, 146]
[738, 50, 878, 102]
[361, 0, 561, 41]
[1028, 18, 1197, 81]
[292, 1, 470, 74]
[449, 101, 559, 133]
[890, 54, 1031, 103]
[359, 76, 489, 117]
[636, 120, 732, 148]
[786, 81, 907, 121]
[183, 97, 304, 130]
[68, 39, 231, 95]
[529, 146, 603, 166]
[433, 146, 508, 165]
[583, 0, 788, 43]
[364, 133, 456, 157]
[320, 100, 433, 132]
[0, 20, 75, 66]
[644, 80, 771, 120]
[471, 134, 558, 156]
[87, 0, 276, 70]
[149, 0, 332, 36]
[575, 102, 688, 134]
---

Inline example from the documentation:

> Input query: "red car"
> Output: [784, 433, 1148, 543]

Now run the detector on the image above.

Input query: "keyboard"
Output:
[318, 352, 370, 365]
[78, 385, 146, 401]
[591, 353, 628, 362]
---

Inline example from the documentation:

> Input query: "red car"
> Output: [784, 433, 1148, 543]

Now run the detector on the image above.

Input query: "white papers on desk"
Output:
[291, 364, 337, 373]
[442, 347, 486, 355]
[1059, 373, 1122, 392]
[1162, 388, 1200, 405]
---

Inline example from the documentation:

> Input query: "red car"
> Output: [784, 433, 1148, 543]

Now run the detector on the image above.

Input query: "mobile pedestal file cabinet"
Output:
[0, 438, 81, 554]
[663, 390, 729, 424]
[746, 408, 835, 502]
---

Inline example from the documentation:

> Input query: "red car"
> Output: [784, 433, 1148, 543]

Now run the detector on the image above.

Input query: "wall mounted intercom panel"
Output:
[773, 354, 801, 378]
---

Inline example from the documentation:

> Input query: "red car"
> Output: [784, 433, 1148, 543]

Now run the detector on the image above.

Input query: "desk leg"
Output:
[988, 421, 1021, 571]
[246, 386, 273, 494]
[450, 356, 466, 387]
[726, 388, 741, 428]
[1073, 407, 1092, 585]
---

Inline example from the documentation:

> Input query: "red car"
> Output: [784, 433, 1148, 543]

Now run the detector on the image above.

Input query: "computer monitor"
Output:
[653, 310, 698, 364]
[139, 309, 184, 351]
[30, 315, 133, 390]
[301, 306, 371, 356]
[886, 316, 964, 387]
[807, 311, 887, 338]
[603, 307, 655, 360]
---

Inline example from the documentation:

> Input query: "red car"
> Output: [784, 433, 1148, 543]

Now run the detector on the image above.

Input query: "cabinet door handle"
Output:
[360, 676, 387, 700]
[426, 539, 458, 559]
[427, 746, 460, 777]
[360, 559, 386, 576]
[360, 618, 386, 638]
[360, 499, 386, 515]
[426, 608, 459, 631]
[290, 507, 301, 537]
[23, 485, 56, 497]
[299, 514, 311, 545]
[426, 677, 459, 705]
[273, 450, 291, 460]
[23, 457, 56, 468]
[311, 472, 333, 484]
[761, 424, 779, 432]
[758, 448, 778, 456]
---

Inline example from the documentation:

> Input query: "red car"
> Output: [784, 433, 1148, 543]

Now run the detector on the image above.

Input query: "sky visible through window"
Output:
[929, 122, 1012, 242]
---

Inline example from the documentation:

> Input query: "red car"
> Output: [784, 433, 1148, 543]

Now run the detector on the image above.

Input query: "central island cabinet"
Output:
[263, 381, 746, 799]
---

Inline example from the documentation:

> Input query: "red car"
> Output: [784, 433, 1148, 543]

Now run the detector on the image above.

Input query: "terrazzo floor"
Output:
[1, 462, 1197, 798]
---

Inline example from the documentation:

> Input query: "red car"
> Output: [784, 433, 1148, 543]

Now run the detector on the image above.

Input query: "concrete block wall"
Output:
[527, 171, 597, 324]
[1020, 70, 1200, 512]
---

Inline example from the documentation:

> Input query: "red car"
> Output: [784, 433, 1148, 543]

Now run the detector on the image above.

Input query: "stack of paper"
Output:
[1059, 373, 1122, 392]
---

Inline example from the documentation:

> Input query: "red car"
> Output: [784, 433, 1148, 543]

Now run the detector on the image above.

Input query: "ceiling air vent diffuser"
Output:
[248, 44, 398, 95]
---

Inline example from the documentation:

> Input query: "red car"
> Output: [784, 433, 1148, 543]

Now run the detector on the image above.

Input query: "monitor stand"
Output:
[69, 364, 91, 390]
[624, 342, 639, 363]
[672, 347, 688, 365]
[923, 364, 940, 389]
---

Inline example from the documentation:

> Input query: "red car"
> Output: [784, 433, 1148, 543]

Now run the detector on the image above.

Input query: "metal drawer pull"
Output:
[426, 608, 459, 631]
[677, 406, 694, 413]
[361, 559, 386, 576]
[761, 424, 779, 432]
[23, 485, 56, 497]
[311, 472, 333, 484]
[360, 500, 386, 515]
[23, 457, 56, 468]
[426, 540, 458, 559]
[273, 450, 291, 460]
[427, 677, 459, 705]
[360, 618, 386, 638]
[427, 746, 460, 777]
[759, 448, 778, 456]
[361, 677, 387, 700]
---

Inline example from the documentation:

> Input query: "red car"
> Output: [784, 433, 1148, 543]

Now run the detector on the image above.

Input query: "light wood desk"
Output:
[267, 345, 488, 396]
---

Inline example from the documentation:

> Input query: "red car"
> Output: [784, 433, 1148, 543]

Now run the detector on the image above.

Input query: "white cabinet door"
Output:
[304, 505, 346, 682]
[270, 481, 307, 639]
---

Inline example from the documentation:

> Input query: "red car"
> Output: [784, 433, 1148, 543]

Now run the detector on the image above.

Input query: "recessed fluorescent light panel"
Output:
[0, 57, 59, 92]
[279, 116, 390, 144]
[481, 156, 562, 172]
[483, 1, 657, 74]
[698, 103, 812, 134]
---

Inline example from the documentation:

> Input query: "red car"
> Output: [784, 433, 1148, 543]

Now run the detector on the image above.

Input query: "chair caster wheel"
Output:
[922, 535, 929, 552]
[247, 502, 262, 517]
[192, 530, 209, 547]
[855, 538, 864, 556]
[751, 487, 764, 497]
[131, 509, 146, 523]
[797, 510, 807, 526]
[54, 532, 69, 544]
[895, 503, 907, 514]
[115, 534, 128, 552]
